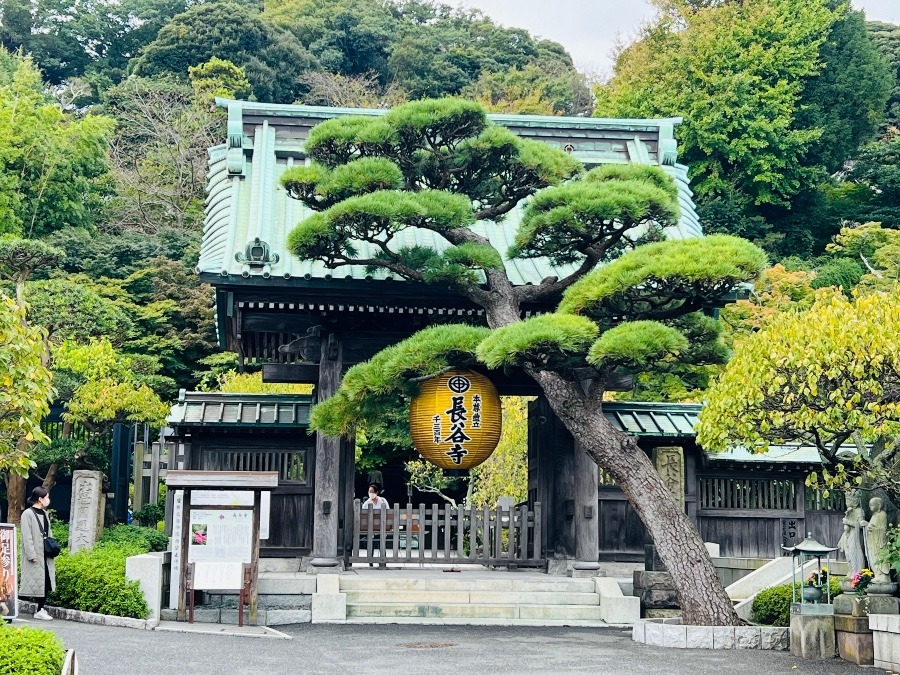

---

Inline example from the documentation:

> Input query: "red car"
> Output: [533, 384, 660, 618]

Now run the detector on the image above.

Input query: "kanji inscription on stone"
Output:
[652, 446, 685, 509]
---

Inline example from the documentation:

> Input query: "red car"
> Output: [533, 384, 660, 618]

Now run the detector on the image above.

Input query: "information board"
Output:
[0, 523, 18, 620]
[188, 509, 253, 564]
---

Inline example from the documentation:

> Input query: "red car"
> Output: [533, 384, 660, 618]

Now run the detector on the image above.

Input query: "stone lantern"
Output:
[783, 532, 837, 659]
[784, 532, 837, 613]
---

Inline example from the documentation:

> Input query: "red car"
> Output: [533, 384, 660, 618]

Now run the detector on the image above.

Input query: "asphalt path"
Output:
[24, 620, 881, 675]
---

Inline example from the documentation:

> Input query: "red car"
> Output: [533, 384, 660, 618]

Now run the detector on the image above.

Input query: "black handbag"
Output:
[33, 508, 62, 558]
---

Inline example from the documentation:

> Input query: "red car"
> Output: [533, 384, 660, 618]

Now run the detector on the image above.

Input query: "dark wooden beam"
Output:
[262, 363, 321, 383]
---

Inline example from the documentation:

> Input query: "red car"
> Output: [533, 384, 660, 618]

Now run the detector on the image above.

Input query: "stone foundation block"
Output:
[836, 629, 874, 665]
[834, 595, 870, 617]
[759, 627, 789, 651]
[865, 595, 900, 615]
[834, 614, 872, 633]
[685, 626, 714, 649]
[645, 609, 682, 619]
[790, 614, 836, 659]
[316, 574, 340, 594]
[633, 571, 673, 591]
[220, 608, 266, 625]
[871, 614, 900, 670]
[641, 589, 679, 609]
[265, 609, 312, 626]
[712, 626, 735, 649]
[735, 626, 761, 649]
[311, 593, 346, 623]
[600, 595, 640, 624]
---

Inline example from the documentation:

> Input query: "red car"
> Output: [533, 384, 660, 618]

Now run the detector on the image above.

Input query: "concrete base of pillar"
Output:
[790, 614, 836, 659]
[307, 557, 344, 574]
[569, 562, 602, 578]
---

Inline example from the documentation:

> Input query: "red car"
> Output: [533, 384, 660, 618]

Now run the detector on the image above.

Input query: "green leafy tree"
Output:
[595, 1, 890, 256]
[868, 21, 900, 132]
[0, 0, 190, 86]
[0, 51, 113, 237]
[698, 288, 900, 503]
[42, 337, 169, 489]
[463, 64, 592, 117]
[283, 98, 768, 625]
[0, 237, 60, 523]
[189, 57, 252, 104]
[0, 295, 53, 479]
[843, 132, 900, 229]
[130, 2, 318, 103]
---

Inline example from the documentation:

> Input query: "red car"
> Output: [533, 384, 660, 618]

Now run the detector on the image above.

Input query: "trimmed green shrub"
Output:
[52, 522, 70, 549]
[752, 578, 843, 626]
[51, 545, 149, 619]
[0, 624, 65, 675]
[99, 525, 168, 553]
[133, 503, 165, 528]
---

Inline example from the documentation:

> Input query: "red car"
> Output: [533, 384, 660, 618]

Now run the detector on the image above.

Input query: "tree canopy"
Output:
[698, 287, 900, 500]
[595, 0, 891, 257]
[284, 97, 767, 626]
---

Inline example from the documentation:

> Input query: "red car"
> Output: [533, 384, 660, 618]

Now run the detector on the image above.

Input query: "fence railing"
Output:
[349, 501, 543, 567]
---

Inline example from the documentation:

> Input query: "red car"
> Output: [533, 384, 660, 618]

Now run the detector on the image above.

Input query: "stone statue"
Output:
[838, 491, 867, 575]
[862, 497, 892, 584]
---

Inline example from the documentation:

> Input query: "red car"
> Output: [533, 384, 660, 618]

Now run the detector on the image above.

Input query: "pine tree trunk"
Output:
[42, 462, 59, 492]
[5, 472, 25, 526]
[531, 369, 740, 626]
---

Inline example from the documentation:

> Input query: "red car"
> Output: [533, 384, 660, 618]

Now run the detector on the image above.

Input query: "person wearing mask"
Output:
[20, 487, 57, 621]
[363, 483, 389, 508]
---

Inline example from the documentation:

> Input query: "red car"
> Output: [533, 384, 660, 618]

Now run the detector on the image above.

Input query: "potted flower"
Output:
[850, 568, 874, 596]
[803, 567, 829, 602]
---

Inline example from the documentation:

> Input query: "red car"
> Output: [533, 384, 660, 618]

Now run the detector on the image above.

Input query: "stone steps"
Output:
[340, 574, 608, 625]
[340, 577, 596, 594]
[343, 617, 610, 627]
[343, 589, 599, 605]
[347, 601, 605, 621]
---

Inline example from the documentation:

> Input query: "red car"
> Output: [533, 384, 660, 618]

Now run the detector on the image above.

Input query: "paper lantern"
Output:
[409, 369, 502, 470]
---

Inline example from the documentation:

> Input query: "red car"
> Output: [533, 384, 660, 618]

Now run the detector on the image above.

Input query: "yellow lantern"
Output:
[409, 369, 502, 470]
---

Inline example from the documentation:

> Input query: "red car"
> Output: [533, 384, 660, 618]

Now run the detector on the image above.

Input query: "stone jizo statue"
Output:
[862, 497, 892, 584]
[838, 491, 867, 575]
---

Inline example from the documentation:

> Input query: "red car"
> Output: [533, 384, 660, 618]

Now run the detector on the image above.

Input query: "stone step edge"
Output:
[342, 617, 611, 627]
[344, 590, 599, 603]
[339, 580, 597, 591]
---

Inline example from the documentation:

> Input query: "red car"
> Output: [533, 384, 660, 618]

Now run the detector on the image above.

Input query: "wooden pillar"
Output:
[310, 335, 343, 570]
[574, 441, 599, 565]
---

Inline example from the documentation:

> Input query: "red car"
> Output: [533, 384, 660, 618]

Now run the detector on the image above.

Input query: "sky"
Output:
[455, 0, 900, 76]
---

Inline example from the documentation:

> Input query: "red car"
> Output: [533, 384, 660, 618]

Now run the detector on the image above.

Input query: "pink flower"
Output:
[193, 531, 206, 544]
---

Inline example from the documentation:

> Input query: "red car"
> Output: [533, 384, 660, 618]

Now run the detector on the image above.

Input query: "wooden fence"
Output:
[349, 501, 543, 567]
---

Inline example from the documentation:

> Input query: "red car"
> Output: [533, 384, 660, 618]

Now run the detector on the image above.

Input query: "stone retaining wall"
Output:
[632, 617, 789, 650]
[871, 614, 900, 670]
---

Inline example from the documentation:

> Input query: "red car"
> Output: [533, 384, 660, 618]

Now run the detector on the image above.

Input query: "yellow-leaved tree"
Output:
[698, 288, 900, 502]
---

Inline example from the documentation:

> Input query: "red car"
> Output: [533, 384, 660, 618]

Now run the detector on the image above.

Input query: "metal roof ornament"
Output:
[236, 238, 279, 266]
[783, 532, 837, 557]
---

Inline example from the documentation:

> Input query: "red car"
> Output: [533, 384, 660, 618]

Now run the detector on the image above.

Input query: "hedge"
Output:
[751, 578, 842, 626]
[0, 624, 65, 675]
[47, 525, 167, 620]
[98, 525, 168, 553]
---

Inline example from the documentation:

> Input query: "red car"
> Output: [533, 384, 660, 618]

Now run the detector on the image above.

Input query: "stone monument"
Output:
[68, 470, 105, 553]
[633, 447, 685, 618]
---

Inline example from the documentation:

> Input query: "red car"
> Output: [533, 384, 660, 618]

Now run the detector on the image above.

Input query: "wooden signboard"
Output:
[165, 471, 278, 625]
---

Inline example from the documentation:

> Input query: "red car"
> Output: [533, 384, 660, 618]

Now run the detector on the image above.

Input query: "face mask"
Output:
[368, 493, 376, 499]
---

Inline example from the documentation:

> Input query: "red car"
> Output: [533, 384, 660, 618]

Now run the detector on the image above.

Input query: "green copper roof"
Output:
[167, 391, 312, 428]
[198, 100, 703, 284]
[602, 401, 821, 465]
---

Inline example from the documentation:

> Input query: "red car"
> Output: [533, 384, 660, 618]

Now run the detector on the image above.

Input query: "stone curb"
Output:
[18, 600, 156, 630]
[631, 618, 788, 651]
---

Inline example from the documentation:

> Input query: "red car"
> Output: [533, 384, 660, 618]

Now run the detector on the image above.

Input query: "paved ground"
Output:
[22, 618, 879, 675]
